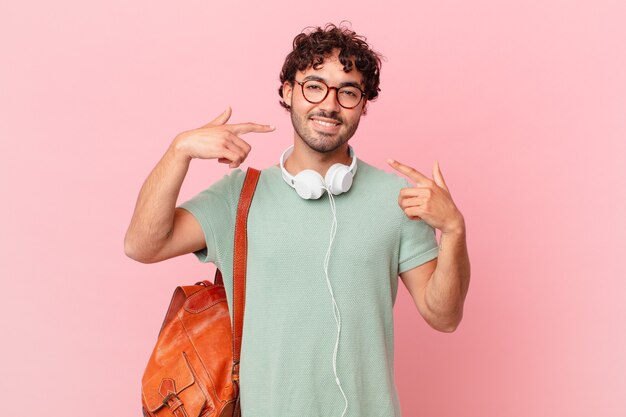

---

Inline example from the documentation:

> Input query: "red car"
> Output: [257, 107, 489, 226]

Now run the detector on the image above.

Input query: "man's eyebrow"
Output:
[337, 81, 363, 89]
[302, 75, 364, 89]
[302, 75, 324, 82]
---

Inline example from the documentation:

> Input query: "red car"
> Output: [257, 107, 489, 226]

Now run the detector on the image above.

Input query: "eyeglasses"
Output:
[294, 79, 365, 109]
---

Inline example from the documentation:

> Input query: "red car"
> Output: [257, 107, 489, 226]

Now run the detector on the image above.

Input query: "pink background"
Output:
[2, 1, 625, 416]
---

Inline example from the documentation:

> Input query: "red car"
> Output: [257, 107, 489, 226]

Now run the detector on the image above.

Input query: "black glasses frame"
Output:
[294, 79, 365, 109]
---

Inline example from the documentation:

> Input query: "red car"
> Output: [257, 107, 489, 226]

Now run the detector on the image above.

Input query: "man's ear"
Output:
[282, 81, 294, 108]
[361, 98, 369, 116]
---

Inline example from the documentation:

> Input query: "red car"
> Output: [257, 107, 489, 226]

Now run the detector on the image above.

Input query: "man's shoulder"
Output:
[188, 168, 248, 203]
[356, 158, 409, 188]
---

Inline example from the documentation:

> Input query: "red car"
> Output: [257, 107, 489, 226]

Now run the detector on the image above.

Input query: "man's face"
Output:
[282, 50, 367, 153]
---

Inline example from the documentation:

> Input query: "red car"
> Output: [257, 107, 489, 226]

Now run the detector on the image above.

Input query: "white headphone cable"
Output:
[322, 187, 348, 417]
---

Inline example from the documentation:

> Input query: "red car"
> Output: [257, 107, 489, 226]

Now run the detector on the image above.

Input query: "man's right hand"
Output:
[173, 107, 275, 168]
[125, 107, 274, 263]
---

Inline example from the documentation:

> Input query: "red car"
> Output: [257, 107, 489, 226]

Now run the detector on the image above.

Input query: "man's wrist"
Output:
[442, 215, 466, 236]
[171, 134, 192, 163]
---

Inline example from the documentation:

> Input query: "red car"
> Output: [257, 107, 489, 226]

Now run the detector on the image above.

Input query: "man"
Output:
[125, 23, 470, 417]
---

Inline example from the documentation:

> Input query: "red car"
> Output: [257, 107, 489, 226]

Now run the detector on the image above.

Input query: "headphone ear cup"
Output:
[325, 163, 353, 195]
[293, 169, 326, 199]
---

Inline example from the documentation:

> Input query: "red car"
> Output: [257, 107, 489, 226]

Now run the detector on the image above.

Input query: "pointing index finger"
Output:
[230, 122, 276, 135]
[387, 158, 431, 185]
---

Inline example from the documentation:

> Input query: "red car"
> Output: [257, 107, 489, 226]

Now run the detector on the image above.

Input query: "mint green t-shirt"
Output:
[178, 159, 439, 417]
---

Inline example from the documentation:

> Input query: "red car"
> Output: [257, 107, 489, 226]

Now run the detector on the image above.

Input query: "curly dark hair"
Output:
[278, 23, 383, 111]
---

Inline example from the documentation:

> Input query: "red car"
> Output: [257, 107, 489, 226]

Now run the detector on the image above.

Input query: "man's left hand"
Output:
[387, 159, 465, 234]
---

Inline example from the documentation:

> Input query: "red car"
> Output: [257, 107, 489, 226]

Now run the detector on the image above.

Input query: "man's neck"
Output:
[283, 137, 352, 177]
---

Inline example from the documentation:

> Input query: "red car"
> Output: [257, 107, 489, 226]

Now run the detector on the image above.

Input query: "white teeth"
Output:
[314, 119, 339, 127]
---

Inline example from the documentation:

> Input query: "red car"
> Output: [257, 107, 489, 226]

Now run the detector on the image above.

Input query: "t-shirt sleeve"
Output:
[398, 180, 440, 274]
[176, 170, 243, 265]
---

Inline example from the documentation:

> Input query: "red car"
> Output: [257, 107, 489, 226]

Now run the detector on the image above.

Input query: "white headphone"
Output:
[279, 144, 353, 416]
[279, 145, 358, 199]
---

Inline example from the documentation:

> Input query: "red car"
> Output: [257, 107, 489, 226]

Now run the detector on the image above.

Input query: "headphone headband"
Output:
[280, 145, 357, 189]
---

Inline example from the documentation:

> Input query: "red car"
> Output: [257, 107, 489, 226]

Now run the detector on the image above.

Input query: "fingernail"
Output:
[387, 158, 395, 164]
[270, 125, 276, 130]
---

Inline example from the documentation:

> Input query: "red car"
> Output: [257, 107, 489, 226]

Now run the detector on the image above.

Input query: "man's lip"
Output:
[310, 118, 342, 133]
[310, 117, 342, 125]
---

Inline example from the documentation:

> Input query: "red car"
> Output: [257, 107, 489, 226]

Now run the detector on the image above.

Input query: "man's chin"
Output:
[305, 138, 347, 154]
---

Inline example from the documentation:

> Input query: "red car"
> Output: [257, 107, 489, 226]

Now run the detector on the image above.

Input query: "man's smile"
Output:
[310, 115, 343, 132]
[311, 119, 341, 133]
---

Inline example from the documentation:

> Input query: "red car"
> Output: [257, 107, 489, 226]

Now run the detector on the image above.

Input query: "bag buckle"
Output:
[161, 392, 185, 414]
[232, 360, 240, 382]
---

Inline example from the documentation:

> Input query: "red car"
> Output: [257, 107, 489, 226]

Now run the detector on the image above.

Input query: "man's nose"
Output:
[318, 87, 341, 112]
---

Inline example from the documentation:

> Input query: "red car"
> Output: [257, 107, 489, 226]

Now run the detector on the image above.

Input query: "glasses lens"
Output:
[337, 86, 362, 108]
[302, 80, 327, 103]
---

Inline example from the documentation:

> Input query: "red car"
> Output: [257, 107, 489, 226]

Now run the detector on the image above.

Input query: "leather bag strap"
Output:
[214, 269, 223, 286]
[232, 167, 261, 380]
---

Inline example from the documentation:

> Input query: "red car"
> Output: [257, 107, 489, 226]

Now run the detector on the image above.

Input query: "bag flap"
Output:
[142, 352, 203, 413]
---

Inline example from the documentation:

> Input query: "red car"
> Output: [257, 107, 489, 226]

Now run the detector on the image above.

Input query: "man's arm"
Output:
[123, 139, 201, 263]
[388, 158, 470, 332]
[124, 107, 274, 263]
[400, 223, 470, 332]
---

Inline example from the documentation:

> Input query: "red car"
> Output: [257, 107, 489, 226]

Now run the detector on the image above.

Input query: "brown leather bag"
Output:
[141, 168, 261, 417]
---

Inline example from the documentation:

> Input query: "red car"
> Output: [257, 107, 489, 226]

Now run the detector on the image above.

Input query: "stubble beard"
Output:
[291, 109, 360, 153]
